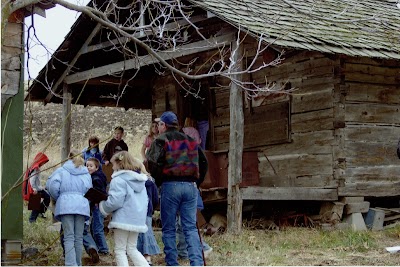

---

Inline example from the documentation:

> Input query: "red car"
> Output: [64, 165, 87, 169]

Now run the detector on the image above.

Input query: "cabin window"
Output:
[210, 87, 291, 151]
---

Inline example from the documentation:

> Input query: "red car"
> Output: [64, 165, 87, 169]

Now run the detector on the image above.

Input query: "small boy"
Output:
[102, 126, 128, 166]
[86, 157, 109, 255]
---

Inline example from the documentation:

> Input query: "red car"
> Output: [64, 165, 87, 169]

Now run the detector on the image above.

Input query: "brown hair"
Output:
[68, 150, 85, 167]
[114, 126, 124, 133]
[184, 117, 197, 128]
[88, 135, 100, 149]
[111, 151, 148, 174]
[87, 157, 100, 169]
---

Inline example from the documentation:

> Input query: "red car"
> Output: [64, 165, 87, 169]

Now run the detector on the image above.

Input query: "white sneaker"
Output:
[203, 247, 213, 259]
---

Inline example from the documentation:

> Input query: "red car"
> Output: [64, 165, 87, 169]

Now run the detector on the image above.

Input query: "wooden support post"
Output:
[227, 37, 244, 234]
[61, 83, 72, 162]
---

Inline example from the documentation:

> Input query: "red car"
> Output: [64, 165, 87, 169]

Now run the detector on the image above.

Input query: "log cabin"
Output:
[27, 0, 400, 232]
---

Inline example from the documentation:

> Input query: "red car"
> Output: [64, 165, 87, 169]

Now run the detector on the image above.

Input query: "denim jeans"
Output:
[197, 120, 209, 150]
[29, 190, 50, 222]
[60, 214, 86, 266]
[161, 181, 203, 266]
[113, 229, 149, 266]
[91, 205, 109, 253]
[176, 214, 211, 259]
[61, 220, 98, 256]
[83, 221, 98, 254]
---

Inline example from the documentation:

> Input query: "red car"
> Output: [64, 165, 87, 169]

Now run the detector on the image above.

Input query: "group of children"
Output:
[24, 126, 160, 266]
[24, 121, 211, 266]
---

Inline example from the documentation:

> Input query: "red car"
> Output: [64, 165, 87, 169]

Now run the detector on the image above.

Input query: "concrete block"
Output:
[340, 196, 364, 204]
[320, 201, 345, 222]
[343, 213, 367, 231]
[344, 201, 370, 215]
[364, 208, 385, 231]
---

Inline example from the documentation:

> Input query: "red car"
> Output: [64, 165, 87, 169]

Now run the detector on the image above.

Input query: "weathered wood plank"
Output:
[338, 182, 400, 197]
[345, 166, 400, 182]
[244, 120, 289, 148]
[262, 130, 334, 155]
[346, 103, 400, 124]
[65, 33, 235, 84]
[227, 39, 244, 233]
[345, 125, 400, 142]
[259, 154, 333, 178]
[345, 83, 400, 105]
[344, 63, 400, 77]
[291, 108, 334, 133]
[291, 87, 333, 113]
[259, 173, 337, 188]
[241, 187, 338, 200]
[346, 142, 400, 166]
[345, 72, 399, 85]
[61, 84, 72, 161]
[345, 57, 399, 67]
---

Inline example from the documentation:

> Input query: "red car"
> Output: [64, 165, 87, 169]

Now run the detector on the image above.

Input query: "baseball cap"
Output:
[155, 111, 178, 126]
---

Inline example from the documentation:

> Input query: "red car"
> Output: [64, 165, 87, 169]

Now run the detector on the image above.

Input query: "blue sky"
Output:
[24, 0, 89, 80]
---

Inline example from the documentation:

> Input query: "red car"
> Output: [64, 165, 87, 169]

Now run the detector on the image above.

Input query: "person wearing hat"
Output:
[146, 111, 208, 266]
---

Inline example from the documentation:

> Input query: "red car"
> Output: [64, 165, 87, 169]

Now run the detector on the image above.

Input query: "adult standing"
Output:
[147, 111, 208, 266]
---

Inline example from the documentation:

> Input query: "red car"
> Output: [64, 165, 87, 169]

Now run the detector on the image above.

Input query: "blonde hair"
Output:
[184, 117, 197, 128]
[148, 122, 158, 138]
[68, 150, 85, 167]
[111, 151, 148, 174]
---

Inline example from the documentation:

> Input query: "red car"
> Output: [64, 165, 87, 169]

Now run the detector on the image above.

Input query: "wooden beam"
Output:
[227, 38, 244, 234]
[65, 32, 235, 84]
[61, 83, 72, 162]
[82, 15, 208, 55]
[241, 187, 338, 201]
[45, 23, 102, 103]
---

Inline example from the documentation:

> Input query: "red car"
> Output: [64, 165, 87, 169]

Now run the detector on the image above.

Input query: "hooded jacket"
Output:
[46, 160, 92, 221]
[99, 170, 148, 233]
[23, 152, 49, 201]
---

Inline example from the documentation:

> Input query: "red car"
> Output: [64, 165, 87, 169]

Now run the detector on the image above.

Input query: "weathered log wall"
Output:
[338, 57, 400, 197]
[151, 41, 400, 198]
[242, 50, 339, 189]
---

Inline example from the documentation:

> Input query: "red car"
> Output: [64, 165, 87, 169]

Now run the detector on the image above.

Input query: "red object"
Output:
[201, 151, 259, 189]
[22, 152, 49, 201]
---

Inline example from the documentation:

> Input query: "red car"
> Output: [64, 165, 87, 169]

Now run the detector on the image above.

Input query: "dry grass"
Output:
[22, 205, 400, 266]
[21, 103, 400, 266]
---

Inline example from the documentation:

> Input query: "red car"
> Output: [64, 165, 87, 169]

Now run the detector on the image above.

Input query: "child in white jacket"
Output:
[99, 151, 149, 266]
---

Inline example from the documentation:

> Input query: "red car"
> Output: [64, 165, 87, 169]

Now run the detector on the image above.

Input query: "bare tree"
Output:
[9, 0, 288, 104]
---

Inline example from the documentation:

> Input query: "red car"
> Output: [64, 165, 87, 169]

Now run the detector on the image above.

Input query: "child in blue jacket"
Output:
[99, 151, 149, 266]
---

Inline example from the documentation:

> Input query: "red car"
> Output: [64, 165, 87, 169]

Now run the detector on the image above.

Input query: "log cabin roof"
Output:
[189, 0, 400, 60]
[26, 0, 400, 108]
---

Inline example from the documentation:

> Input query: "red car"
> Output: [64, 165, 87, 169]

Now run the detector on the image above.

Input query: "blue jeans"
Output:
[176, 214, 211, 259]
[60, 214, 86, 266]
[61, 220, 98, 256]
[29, 190, 50, 222]
[161, 182, 203, 266]
[91, 205, 109, 253]
[83, 221, 98, 254]
[197, 120, 209, 150]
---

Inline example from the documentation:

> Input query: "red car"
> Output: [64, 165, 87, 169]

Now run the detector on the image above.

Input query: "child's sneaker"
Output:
[203, 247, 213, 259]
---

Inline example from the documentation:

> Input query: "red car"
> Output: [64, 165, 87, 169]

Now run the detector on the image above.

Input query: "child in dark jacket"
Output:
[102, 126, 129, 166]
[86, 157, 109, 254]
[137, 177, 160, 265]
